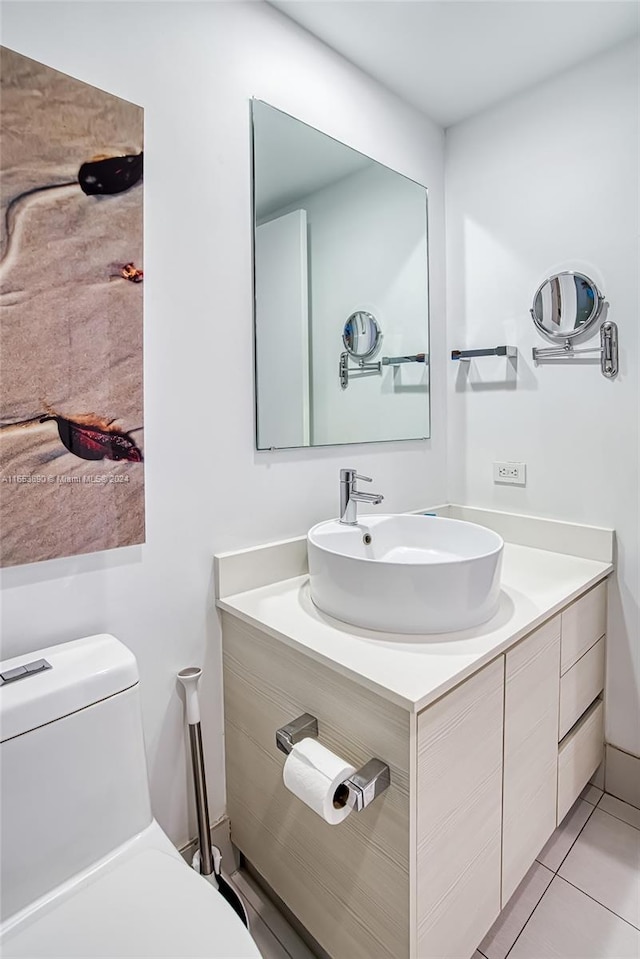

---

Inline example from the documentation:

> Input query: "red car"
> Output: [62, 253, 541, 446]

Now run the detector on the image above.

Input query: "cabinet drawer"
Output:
[558, 637, 605, 741]
[561, 581, 606, 675]
[557, 699, 604, 823]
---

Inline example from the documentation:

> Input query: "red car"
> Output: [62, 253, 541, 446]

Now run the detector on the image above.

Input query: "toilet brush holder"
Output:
[177, 666, 249, 929]
[192, 845, 249, 929]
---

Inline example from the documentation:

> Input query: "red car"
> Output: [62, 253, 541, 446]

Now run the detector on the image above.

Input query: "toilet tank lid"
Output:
[0, 634, 138, 742]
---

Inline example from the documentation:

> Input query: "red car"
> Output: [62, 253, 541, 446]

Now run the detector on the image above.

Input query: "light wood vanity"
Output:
[218, 518, 612, 959]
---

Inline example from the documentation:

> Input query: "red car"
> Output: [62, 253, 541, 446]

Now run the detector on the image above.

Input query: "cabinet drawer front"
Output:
[557, 700, 604, 823]
[558, 637, 605, 741]
[222, 614, 410, 959]
[417, 658, 504, 959]
[561, 581, 606, 675]
[503, 616, 560, 905]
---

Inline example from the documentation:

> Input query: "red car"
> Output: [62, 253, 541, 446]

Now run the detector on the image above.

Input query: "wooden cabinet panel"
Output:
[222, 614, 410, 959]
[416, 658, 504, 959]
[561, 581, 606, 675]
[502, 617, 561, 905]
[559, 637, 605, 741]
[557, 699, 605, 823]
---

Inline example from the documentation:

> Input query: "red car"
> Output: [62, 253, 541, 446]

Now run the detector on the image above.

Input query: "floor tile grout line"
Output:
[605, 792, 640, 814]
[581, 788, 604, 807]
[597, 802, 640, 833]
[553, 874, 640, 932]
[506, 797, 599, 954]
[551, 797, 599, 875]
[502, 869, 555, 959]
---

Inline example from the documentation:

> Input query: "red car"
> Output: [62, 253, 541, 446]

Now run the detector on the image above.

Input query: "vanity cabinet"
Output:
[221, 578, 607, 959]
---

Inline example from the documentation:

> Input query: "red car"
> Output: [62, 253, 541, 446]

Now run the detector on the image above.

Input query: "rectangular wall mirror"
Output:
[252, 99, 431, 450]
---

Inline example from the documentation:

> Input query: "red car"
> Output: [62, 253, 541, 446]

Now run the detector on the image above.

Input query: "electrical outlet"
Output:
[493, 462, 526, 485]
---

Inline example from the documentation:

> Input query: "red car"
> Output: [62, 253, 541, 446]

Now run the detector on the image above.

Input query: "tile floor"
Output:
[231, 788, 640, 959]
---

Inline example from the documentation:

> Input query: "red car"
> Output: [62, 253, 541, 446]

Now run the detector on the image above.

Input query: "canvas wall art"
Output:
[0, 48, 144, 567]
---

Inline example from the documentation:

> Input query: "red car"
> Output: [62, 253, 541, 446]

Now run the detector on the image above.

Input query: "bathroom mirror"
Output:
[342, 312, 382, 359]
[531, 271, 604, 341]
[252, 100, 430, 450]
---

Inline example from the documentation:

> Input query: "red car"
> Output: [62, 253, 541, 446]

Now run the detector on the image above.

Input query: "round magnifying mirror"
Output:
[531, 271, 604, 341]
[342, 311, 382, 359]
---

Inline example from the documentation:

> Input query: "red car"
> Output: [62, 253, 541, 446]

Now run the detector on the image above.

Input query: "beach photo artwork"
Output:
[0, 48, 144, 567]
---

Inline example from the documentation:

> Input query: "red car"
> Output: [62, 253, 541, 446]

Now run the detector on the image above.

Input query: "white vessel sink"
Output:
[307, 514, 504, 634]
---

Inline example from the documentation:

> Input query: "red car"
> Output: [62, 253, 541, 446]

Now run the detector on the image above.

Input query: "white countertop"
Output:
[217, 543, 612, 713]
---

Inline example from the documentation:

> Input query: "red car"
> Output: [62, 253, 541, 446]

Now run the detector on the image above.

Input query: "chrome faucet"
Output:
[339, 468, 384, 525]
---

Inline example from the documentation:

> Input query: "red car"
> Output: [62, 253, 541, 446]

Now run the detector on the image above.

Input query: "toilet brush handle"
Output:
[177, 667, 202, 725]
[178, 667, 213, 877]
[188, 723, 214, 876]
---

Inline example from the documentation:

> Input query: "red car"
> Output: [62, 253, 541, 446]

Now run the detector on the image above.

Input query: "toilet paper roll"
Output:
[283, 738, 356, 825]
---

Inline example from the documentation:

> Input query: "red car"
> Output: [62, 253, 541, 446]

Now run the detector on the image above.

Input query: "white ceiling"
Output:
[269, 1, 639, 127]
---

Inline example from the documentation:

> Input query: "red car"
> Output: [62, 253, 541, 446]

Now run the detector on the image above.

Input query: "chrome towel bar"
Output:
[451, 345, 517, 360]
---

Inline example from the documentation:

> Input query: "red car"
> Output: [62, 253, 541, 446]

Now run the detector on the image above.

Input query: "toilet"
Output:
[0, 634, 262, 958]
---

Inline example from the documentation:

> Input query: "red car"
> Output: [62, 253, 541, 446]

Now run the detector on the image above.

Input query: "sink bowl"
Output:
[307, 514, 504, 634]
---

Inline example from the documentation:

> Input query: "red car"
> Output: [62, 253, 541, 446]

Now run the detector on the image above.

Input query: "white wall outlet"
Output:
[493, 462, 526, 485]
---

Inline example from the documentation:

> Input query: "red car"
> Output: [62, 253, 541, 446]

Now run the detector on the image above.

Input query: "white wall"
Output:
[445, 40, 639, 756]
[0, 1, 447, 847]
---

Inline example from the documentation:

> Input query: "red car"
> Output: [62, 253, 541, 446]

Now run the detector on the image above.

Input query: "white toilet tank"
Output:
[0, 634, 153, 921]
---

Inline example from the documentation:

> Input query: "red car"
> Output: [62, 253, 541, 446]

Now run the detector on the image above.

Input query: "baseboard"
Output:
[178, 815, 240, 872]
[604, 744, 640, 809]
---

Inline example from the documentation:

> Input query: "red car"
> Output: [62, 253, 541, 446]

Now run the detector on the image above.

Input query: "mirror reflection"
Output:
[531, 271, 604, 341]
[343, 312, 382, 359]
[252, 100, 430, 450]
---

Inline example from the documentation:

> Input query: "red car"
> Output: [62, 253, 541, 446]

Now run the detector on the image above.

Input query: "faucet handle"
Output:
[340, 468, 372, 485]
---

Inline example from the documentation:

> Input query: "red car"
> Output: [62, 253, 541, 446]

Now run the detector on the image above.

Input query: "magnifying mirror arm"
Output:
[340, 352, 382, 389]
[340, 351, 428, 388]
[532, 321, 618, 378]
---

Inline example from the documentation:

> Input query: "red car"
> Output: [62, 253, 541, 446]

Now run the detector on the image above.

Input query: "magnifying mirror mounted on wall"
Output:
[339, 311, 428, 389]
[530, 270, 618, 377]
[343, 311, 382, 359]
[340, 311, 384, 389]
[530, 271, 605, 341]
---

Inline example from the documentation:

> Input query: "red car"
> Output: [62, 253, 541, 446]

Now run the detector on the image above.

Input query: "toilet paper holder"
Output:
[275, 712, 391, 812]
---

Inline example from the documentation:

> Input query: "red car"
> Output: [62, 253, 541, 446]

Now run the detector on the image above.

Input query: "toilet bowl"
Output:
[0, 634, 262, 959]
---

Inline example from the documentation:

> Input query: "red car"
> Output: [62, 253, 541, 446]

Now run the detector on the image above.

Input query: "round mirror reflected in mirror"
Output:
[531, 271, 604, 341]
[343, 311, 382, 359]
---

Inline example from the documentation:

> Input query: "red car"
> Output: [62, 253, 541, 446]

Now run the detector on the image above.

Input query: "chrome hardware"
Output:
[451, 345, 517, 361]
[343, 759, 391, 812]
[601, 320, 618, 377]
[530, 271, 605, 341]
[339, 468, 384, 525]
[340, 349, 428, 389]
[532, 320, 618, 378]
[276, 712, 391, 812]
[381, 353, 428, 366]
[276, 713, 319, 755]
[0, 659, 51, 684]
[339, 351, 382, 390]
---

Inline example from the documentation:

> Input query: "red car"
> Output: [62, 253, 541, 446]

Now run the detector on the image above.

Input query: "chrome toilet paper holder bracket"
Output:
[275, 712, 391, 812]
[276, 713, 319, 755]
